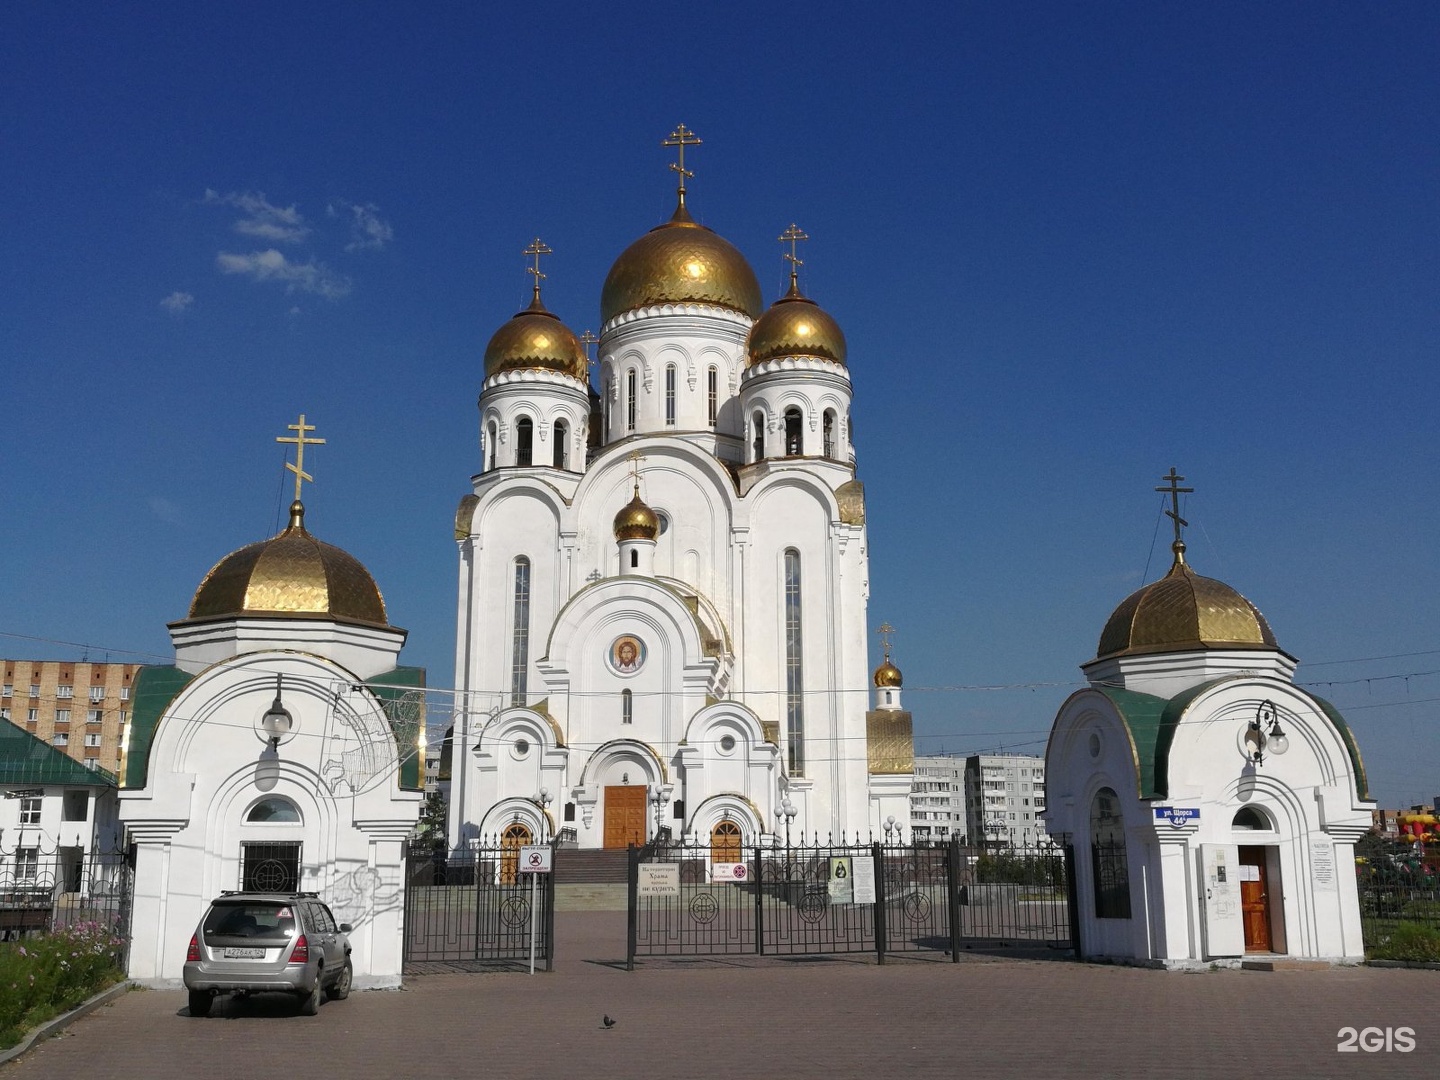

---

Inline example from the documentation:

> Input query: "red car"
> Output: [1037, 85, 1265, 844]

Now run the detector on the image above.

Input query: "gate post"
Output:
[873, 841, 887, 965]
[545, 838, 557, 972]
[754, 845, 765, 955]
[1064, 842, 1083, 959]
[626, 843, 638, 972]
[948, 835, 962, 962]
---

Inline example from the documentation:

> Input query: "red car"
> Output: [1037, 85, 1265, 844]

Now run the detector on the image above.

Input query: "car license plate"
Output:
[224, 947, 265, 959]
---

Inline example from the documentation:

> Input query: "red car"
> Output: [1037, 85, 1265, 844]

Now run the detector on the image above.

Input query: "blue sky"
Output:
[3, 3, 1436, 807]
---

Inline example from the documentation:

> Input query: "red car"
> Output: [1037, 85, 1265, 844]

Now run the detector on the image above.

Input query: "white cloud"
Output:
[331, 200, 394, 252]
[159, 291, 194, 314]
[204, 189, 310, 244]
[216, 249, 352, 300]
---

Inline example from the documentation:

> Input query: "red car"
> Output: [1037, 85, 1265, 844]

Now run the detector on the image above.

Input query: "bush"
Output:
[0, 921, 127, 1049]
[1370, 921, 1440, 964]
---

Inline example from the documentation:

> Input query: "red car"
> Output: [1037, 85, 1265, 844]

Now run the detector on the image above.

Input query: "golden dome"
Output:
[747, 280, 847, 365]
[1096, 542, 1278, 660]
[613, 484, 660, 542]
[186, 501, 388, 626]
[601, 203, 763, 325]
[483, 293, 587, 381]
[873, 660, 903, 688]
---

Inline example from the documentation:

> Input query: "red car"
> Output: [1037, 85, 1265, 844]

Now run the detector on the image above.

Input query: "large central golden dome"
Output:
[1096, 542, 1278, 660]
[483, 293, 588, 381]
[185, 502, 389, 626]
[601, 204, 763, 325]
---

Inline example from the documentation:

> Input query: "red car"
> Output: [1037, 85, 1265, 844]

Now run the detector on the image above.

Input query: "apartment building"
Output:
[909, 756, 964, 842]
[963, 752, 1050, 849]
[1, 660, 138, 776]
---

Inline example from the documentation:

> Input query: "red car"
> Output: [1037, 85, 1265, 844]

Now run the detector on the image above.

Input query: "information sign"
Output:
[638, 863, 680, 897]
[518, 845, 552, 874]
[850, 856, 877, 904]
[828, 857, 854, 903]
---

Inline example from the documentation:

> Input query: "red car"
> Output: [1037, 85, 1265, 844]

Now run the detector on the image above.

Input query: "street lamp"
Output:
[534, 786, 553, 842]
[260, 675, 293, 751]
[884, 815, 898, 844]
[649, 785, 666, 840]
[774, 796, 797, 849]
[1244, 700, 1290, 766]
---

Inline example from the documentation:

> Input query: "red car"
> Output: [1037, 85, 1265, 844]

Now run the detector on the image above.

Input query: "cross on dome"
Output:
[579, 329, 598, 368]
[876, 621, 896, 660]
[663, 123, 701, 209]
[1155, 467, 1194, 564]
[276, 413, 325, 505]
[779, 223, 808, 292]
[523, 237, 553, 304]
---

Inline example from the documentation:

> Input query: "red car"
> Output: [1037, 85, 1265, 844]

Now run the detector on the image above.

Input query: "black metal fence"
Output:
[0, 845, 133, 949]
[628, 837, 1073, 967]
[403, 841, 555, 970]
[1357, 874, 1440, 947]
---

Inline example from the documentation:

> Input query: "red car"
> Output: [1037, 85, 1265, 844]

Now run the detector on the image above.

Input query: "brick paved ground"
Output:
[4, 912, 1435, 1080]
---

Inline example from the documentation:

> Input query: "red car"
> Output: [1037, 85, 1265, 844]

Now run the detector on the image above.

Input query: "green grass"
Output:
[1367, 922, 1440, 964]
[0, 922, 128, 1050]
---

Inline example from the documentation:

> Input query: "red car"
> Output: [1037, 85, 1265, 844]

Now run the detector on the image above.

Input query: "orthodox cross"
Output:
[779, 223, 808, 291]
[276, 413, 325, 503]
[586, 569, 603, 584]
[663, 123, 701, 207]
[1155, 467, 1194, 545]
[579, 330, 599, 369]
[523, 237, 552, 302]
[876, 621, 896, 661]
[628, 449, 646, 494]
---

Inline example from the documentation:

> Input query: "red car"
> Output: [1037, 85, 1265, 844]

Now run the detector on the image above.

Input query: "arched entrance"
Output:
[710, 820, 742, 864]
[500, 821, 532, 884]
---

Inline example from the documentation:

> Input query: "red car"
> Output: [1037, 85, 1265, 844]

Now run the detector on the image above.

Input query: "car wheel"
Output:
[298, 978, 321, 1016]
[188, 991, 212, 1018]
[325, 960, 352, 1001]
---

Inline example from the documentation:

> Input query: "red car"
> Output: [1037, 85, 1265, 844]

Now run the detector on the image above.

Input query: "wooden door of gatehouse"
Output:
[603, 785, 647, 849]
[1239, 846, 1271, 952]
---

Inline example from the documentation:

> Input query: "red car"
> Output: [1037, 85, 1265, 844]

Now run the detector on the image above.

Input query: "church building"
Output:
[1044, 471, 1373, 966]
[447, 127, 913, 854]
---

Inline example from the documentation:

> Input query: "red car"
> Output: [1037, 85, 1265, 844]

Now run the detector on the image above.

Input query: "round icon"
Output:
[608, 634, 646, 676]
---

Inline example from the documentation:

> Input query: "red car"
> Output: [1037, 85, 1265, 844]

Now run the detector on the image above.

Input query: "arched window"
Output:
[711, 819, 742, 864]
[515, 416, 533, 467]
[622, 689, 633, 725]
[553, 419, 568, 469]
[752, 411, 765, 461]
[707, 366, 718, 426]
[784, 549, 804, 775]
[1232, 807, 1271, 831]
[665, 364, 677, 425]
[604, 378, 613, 438]
[630, 549, 638, 568]
[626, 370, 637, 432]
[246, 797, 300, 823]
[784, 408, 803, 456]
[486, 421, 498, 471]
[1090, 787, 1130, 919]
[510, 557, 531, 707]
[823, 410, 836, 458]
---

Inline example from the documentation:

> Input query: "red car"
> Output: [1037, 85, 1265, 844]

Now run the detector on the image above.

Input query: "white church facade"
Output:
[1044, 474, 1373, 966]
[446, 130, 913, 854]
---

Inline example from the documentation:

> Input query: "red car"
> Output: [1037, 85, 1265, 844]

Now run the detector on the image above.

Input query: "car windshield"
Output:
[204, 902, 296, 939]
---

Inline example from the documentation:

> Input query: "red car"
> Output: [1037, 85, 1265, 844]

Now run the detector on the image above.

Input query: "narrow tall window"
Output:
[626, 370, 637, 432]
[784, 408, 803, 456]
[510, 557, 531, 706]
[487, 421, 498, 471]
[604, 378, 613, 438]
[553, 420, 568, 469]
[784, 549, 804, 775]
[1090, 787, 1131, 919]
[665, 364, 677, 426]
[707, 366, 718, 425]
[752, 411, 765, 461]
[823, 410, 835, 458]
[622, 689, 633, 725]
[516, 416, 533, 467]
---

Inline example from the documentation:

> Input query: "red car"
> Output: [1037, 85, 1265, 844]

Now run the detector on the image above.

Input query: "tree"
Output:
[416, 788, 448, 846]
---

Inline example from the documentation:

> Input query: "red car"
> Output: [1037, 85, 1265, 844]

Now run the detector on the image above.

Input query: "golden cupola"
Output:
[613, 482, 660, 542]
[873, 656, 904, 688]
[186, 500, 389, 626]
[1095, 540, 1278, 661]
[483, 290, 588, 382]
[747, 277, 847, 366]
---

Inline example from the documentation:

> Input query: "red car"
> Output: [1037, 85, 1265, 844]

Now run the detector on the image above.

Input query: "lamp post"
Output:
[534, 786, 552, 843]
[774, 796, 797, 849]
[1244, 700, 1290, 766]
[260, 675, 293, 751]
[884, 815, 898, 845]
[649, 785, 666, 841]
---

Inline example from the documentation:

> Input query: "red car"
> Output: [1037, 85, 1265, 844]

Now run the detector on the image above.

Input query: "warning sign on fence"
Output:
[638, 863, 679, 897]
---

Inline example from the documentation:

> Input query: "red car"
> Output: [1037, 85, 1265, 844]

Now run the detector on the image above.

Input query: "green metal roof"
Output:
[122, 665, 196, 788]
[0, 722, 116, 788]
[366, 666, 426, 792]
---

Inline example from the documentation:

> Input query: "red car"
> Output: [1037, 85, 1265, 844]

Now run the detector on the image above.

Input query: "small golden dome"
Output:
[601, 203, 763, 325]
[1096, 542, 1278, 660]
[186, 501, 388, 626]
[483, 293, 587, 381]
[873, 660, 903, 688]
[747, 280, 847, 366]
[613, 484, 660, 542]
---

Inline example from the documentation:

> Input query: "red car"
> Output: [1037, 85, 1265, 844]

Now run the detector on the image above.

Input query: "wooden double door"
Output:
[603, 785, 647, 849]
[1239, 846, 1272, 952]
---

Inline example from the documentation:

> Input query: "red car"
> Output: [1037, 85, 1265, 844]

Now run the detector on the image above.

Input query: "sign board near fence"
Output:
[638, 862, 680, 896]
[850, 855, 876, 904]
[828, 857, 854, 903]
[710, 862, 748, 882]
[518, 846, 552, 874]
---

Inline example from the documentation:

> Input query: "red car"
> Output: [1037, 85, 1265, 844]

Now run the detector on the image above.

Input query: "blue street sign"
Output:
[1153, 806, 1201, 827]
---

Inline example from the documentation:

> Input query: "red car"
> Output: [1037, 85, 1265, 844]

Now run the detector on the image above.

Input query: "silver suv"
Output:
[184, 892, 353, 1016]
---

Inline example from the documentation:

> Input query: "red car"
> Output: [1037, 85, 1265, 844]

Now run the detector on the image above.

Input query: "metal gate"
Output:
[403, 841, 554, 971]
[628, 836, 1073, 966]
